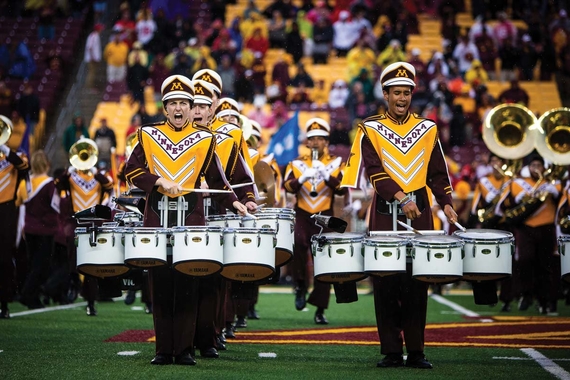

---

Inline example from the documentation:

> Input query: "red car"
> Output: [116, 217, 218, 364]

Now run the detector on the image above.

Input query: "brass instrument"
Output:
[504, 168, 546, 224]
[309, 148, 319, 197]
[254, 160, 276, 206]
[533, 107, 570, 167]
[0, 114, 12, 158]
[125, 132, 138, 159]
[478, 104, 538, 225]
[69, 137, 99, 171]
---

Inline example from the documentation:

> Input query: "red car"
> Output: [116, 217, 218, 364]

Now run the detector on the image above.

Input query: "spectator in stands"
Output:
[306, 0, 331, 24]
[126, 53, 149, 106]
[228, 17, 244, 53]
[267, 100, 290, 129]
[63, 114, 89, 153]
[498, 79, 530, 106]
[518, 34, 538, 81]
[537, 35, 557, 81]
[251, 54, 268, 94]
[498, 38, 518, 82]
[453, 32, 480, 78]
[218, 54, 237, 98]
[392, 18, 409, 52]
[148, 53, 169, 100]
[290, 63, 315, 88]
[464, 59, 489, 87]
[351, 7, 372, 33]
[426, 51, 451, 79]
[493, 11, 518, 49]
[84, 23, 104, 90]
[16, 83, 40, 136]
[151, 8, 173, 55]
[329, 120, 351, 146]
[93, 118, 116, 168]
[328, 79, 349, 109]
[243, 0, 261, 20]
[38, 3, 56, 41]
[262, 0, 297, 20]
[128, 41, 149, 68]
[312, 16, 334, 64]
[289, 82, 312, 106]
[296, 10, 314, 56]
[135, 7, 157, 49]
[346, 38, 375, 80]
[103, 32, 129, 83]
[125, 113, 141, 138]
[6, 39, 36, 80]
[333, 10, 358, 57]
[440, 9, 460, 48]
[113, 7, 136, 47]
[409, 48, 428, 86]
[234, 69, 255, 104]
[241, 12, 268, 41]
[285, 21, 305, 64]
[192, 46, 217, 72]
[350, 68, 374, 103]
[245, 27, 270, 58]
[268, 10, 287, 48]
[270, 52, 291, 101]
[204, 19, 224, 48]
[0, 81, 13, 116]
[247, 96, 272, 128]
[449, 104, 467, 147]
[474, 25, 498, 80]
[469, 15, 493, 44]
[211, 29, 238, 65]
[377, 39, 407, 71]
[173, 16, 196, 47]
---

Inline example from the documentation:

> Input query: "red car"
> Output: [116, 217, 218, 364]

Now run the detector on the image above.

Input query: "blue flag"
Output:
[266, 111, 299, 166]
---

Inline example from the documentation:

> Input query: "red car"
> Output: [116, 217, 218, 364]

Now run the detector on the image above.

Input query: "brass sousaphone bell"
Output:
[69, 137, 99, 171]
[533, 107, 570, 166]
[0, 114, 13, 152]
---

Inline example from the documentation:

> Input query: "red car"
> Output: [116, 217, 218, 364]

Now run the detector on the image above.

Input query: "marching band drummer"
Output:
[495, 154, 562, 315]
[0, 114, 29, 319]
[124, 74, 249, 366]
[341, 62, 457, 369]
[55, 139, 114, 317]
[284, 117, 347, 325]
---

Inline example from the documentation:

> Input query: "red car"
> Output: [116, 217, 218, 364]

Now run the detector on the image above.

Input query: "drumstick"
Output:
[454, 221, 467, 232]
[231, 182, 255, 189]
[244, 212, 257, 220]
[397, 220, 423, 235]
[180, 188, 234, 193]
[255, 203, 267, 210]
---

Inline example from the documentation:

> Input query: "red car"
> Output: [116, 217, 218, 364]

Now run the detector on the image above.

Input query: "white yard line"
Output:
[521, 348, 570, 380]
[430, 294, 480, 317]
[9, 302, 87, 317]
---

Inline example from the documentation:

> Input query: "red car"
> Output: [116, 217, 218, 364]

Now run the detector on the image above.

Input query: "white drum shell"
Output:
[171, 226, 224, 276]
[453, 229, 514, 281]
[123, 227, 169, 268]
[311, 233, 366, 283]
[221, 228, 276, 282]
[206, 214, 242, 228]
[559, 235, 570, 282]
[75, 227, 130, 278]
[411, 236, 464, 283]
[242, 213, 294, 266]
[363, 236, 408, 276]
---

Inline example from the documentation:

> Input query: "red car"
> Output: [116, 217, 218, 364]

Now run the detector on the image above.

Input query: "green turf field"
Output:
[1, 284, 569, 380]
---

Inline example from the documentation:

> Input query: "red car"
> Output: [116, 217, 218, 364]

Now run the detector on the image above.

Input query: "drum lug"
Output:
[448, 249, 452, 262]
[511, 243, 515, 256]
[155, 232, 159, 247]
[350, 243, 354, 257]
[220, 233, 224, 246]
[273, 236, 277, 248]
[374, 247, 378, 260]
[185, 232, 188, 246]
[496, 244, 500, 258]
[233, 232, 237, 247]
[257, 232, 261, 247]
[112, 234, 115, 247]
[132, 232, 136, 247]
[89, 228, 97, 248]
[559, 243, 564, 256]
[206, 232, 209, 246]
[290, 223, 294, 233]
[472, 245, 476, 258]
[427, 249, 430, 262]
[397, 247, 400, 261]
[328, 244, 332, 258]
[275, 219, 280, 233]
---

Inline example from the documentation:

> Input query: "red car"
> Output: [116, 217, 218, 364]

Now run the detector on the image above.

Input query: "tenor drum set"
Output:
[75, 206, 296, 283]
[310, 225, 516, 285]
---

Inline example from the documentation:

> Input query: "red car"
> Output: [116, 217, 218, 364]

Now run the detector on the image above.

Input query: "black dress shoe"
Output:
[200, 347, 219, 358]
[175, 352, 197, 365]
[235, 316, 247, 328]
[314, 312, 329, 325]
[150, 354, 173, 365]
[216, 336, 227, 351]
[224, 324, 236, 339]
[377, 355, 404, 368]
[86, 305, 97, 316]
[144, 302, 152, 314]
[0, 308, 10, 319]
[406, 356, 433, 369]
[518, 296, 533, 311]
[500, 302, 511, 312]
[124, 290, 136, 305]
[247, 307, 260, 319]
[294, 287, 307, 311]
[218, 333, 227, 344]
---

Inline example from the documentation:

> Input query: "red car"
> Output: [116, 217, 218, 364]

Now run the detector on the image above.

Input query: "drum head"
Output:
[454, 229, 513, 242]
[412, 235, 462, 246]
[363, 235, 408, 245]
[312, 232, 363, 243]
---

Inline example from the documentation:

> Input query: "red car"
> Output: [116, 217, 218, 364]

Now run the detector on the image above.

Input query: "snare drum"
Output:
[221, 227, 276, 282]
[411, 235, 464, 283]
[206, 214, 242, 228]
[75, 227, 130, 278]
[114, 212, 144, 227]
[453, 229, 514, 281]
[242, 212, 295, 266]
[170, 226, 224, 276]
[123, 227, 169, 268]
[363, 235, 409, 277]
[311, 233, 366, 283]
[559, 235, 570, 282]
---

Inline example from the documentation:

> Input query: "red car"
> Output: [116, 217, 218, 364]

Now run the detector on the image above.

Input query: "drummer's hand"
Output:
[156, 178, 182, 195]
[443, 204, 458, 224]
[233, 201, 248, 216]
[245, 201, 258, 212]
[401, 201, 421, 220]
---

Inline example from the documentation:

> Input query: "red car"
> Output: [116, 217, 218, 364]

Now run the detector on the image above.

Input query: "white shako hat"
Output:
[305, 117, 330, 138]
[250, 119, 262, 140]
[379, 61, 416, 88]
[161, 75, 194, 103]
[216, 97, 240, 118]
[192, 79, 215, 105]
[192, 69, 222, 95]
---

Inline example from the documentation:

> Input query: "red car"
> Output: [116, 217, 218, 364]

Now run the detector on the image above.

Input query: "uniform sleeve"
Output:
[426, 137, 454, 208]
[205, 153, 239, 212]
[124, 143, 160, 193]
[231, 157, 256, 204]
[283, 161, 302, 194]
[361, 135, 401, 202]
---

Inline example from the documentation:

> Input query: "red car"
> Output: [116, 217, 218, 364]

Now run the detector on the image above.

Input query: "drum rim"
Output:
[124, 227, 170, 233]
[206, 214, 242, 220]
[453, 229, 513, 239]
[76, 227, 129, 233]
[171, 225, 223, 232]
[223, 227, 276, 234]
[363, 236, 409, 244]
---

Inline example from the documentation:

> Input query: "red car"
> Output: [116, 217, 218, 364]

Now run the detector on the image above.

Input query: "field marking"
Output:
[117, 351, 140, 356]
[494, 356, 570, 362]
[9, 302, 87, 317]
[430, 294, 480, 317]
[521, 348, 570, 380]
[258, 352, 277, 358]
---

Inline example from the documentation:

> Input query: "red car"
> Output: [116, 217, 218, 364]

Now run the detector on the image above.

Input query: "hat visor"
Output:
[307, 130, 329, 138]
[382, 78, 416, 88]
[193, 96, 213, 106]
[162, 92, 193, 102]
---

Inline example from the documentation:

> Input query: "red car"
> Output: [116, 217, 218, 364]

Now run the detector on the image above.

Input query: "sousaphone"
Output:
[69, 137, 99, 171]
[0, 114, 13, 149]
[533, 107, 570, 166]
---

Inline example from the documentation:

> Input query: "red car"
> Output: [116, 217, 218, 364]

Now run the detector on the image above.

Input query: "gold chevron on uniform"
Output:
[342, 113, 445, 193]
[215, 131, 238, 173]
[0, 152, 28, 203]
[128, 122, 216, 197]
[285, 153, 344, 213]
[68, 171, 111, 212]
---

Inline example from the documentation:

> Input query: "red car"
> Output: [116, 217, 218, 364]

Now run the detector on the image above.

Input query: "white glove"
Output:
[318, 167, 330, 181]
[67, 166, 77, 174]
[90, 167, 97, 174]
[484, 190, 498, 204]
[299, 168, 317, 183]
[0, 144, 10, 156]
[312, 160, 325, 171]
